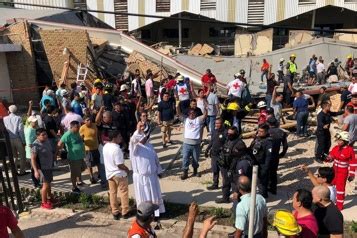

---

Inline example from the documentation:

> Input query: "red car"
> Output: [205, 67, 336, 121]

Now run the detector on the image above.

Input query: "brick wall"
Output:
[0, 21, 39, 106]
[39, 29, 90, 86]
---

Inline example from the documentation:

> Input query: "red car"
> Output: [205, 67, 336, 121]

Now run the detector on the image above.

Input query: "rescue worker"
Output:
[345, 54, 354, 76]
[250, 123, 273, 198]
[205, 118, 227, 190]
[174, 75, 191, 118]
[215, 126, 252, 204]
[103, 83, 115, 111]
[239, 69, 247, 84]
[267, 117, 288, 195]
[268, 209, 302, 237]
[327, 131, 356, 210]
[257, 101, 268, 125]
[221, 101, 250, 135]
[286, 54, 297, 81]
[227, 72, 246, 100]
[283, 54, 297, 106]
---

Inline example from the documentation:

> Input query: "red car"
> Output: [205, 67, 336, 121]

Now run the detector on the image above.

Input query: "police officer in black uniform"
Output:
[205, 118, 226, 190]
[215, 126, 251, 204]
[267, 117, 288, 195]
[250, 123, 273, 198]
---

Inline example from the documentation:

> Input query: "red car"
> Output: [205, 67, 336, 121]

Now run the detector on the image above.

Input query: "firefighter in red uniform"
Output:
[327, 131, 357, 210]
[128, 202, 158, 238]
[201, 69, 217, 95]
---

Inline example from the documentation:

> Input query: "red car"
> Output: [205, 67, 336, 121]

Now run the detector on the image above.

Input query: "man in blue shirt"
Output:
[293, 90, 309, 137]
[233, 176, 268, 238]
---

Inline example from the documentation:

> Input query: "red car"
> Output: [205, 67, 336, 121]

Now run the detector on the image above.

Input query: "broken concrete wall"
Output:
[286, 30, 315, 48]
[39, 29, 90, 86]
[234, 28, 273, 56]
[334, 29, 357, 44]
[0, 21, 39, 105]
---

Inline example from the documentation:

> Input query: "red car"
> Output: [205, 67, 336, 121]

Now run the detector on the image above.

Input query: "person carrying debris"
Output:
[326, 131, 356, 210]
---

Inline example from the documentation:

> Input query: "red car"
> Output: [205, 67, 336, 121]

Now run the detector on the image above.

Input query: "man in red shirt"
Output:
[346, 93, 357, 114]
[201, 69, 217, 94]
[0, 205, 24, 238]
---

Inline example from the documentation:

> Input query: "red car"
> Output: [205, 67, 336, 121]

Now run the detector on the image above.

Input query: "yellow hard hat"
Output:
[94, 78, 102, 84]
[290, 54, 296, 58]
[227, 102, 240, 111]
[347, 54, 353, 59]
[269, 210, 302, 236]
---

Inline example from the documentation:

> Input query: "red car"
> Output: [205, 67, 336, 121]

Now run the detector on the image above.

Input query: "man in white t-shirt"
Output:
[103, 130, 130, 220]
[348, 77, 357, 94]
[227, 74, 246, 99]
[316, 60, 326, 84]
[181, 106, 207, 180]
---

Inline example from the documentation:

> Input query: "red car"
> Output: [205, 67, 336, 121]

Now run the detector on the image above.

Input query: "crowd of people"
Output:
[0, 52, 357, 238]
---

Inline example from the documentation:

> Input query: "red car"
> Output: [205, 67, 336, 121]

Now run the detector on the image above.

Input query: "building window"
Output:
[162, 28, 189, 38]
[201, 0, 216, 10]
[156, 0, 170, 12]
[298, 0, 316, 4]
[209, 27, 236, 37]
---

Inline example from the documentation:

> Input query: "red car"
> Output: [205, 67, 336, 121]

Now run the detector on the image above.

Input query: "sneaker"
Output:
[122, 212, 131, 219]
[90, 178, 98, 184]
[41, 202, 53, 210]
[77, 181, 86, 186]
[215, 198, 230, 204]
[72, 187, 81, 194]
[113, 213, 120, 220]
[206, 185, 219, 190]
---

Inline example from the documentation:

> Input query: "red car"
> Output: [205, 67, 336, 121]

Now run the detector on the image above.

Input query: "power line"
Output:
[1, 1, 357, 34]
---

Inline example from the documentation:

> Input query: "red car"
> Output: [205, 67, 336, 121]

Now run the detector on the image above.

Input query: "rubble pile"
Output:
[188, 43, 214, 56]
[125, 51, 171, 82]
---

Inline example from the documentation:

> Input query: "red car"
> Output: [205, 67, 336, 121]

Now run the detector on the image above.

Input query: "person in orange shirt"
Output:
[261, 59, 270, 83]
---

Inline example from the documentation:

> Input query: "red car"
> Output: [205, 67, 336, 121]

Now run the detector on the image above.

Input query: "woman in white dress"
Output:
[129, 121, 165, 220]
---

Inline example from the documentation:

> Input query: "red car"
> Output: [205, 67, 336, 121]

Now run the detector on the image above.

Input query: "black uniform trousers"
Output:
[315, 131, 331, 161]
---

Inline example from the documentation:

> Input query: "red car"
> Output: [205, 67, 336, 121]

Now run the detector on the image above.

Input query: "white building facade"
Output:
[11, 0, 357, 31]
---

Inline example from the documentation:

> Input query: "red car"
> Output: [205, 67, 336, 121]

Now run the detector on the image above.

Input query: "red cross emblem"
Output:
[233, 82, 240, 89]
[179, 87, 187, 94]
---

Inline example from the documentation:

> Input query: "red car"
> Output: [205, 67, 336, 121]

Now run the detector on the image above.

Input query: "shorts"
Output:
[84, 149, 100, 168]
[161, 120, 173, 132]
[40, 169, 53, 183]
[69, 160, 85, 178]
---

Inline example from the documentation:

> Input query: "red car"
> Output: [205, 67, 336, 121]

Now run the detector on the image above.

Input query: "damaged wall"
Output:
[334, 29, 357, 44]
[286, 30, 315, 48]
[234, 29, 273, 56]
[0, 21, 39, 105]
[39, 29, 90, 85]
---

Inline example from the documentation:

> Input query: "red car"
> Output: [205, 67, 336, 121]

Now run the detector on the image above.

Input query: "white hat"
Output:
[46, 89, 54, 96]
[177, 75, 184, 81]
[27, 115, 38, 123]
[280, 58, 285, 62]
[335, 131, 349, 142]
[120, 84, 129, 92]
[257, 101, 267, 108]
[234, 72, 240, 77]
[61, 90, 68, 97]
[8, 105, 17, 113]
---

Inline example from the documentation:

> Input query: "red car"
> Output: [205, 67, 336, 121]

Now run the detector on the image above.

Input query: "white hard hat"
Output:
[335, 131, 349, 142]
[177, 75, 184, 81]
[257, 101, 267, 108]
[234, 72, 240, 78]
[280, 58, 285, 62]
[120, 84, 129, 92]
[61, 90, 68, 97]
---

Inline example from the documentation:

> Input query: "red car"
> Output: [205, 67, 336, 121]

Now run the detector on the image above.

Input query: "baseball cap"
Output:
[267, 116, 278, 125]
[137, 202, 159, 217]
[120, 84, 129, 92]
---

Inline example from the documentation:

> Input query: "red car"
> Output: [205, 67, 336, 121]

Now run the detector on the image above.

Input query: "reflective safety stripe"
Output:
[336, 191, 345, 194]
[336, 199, 344, 202]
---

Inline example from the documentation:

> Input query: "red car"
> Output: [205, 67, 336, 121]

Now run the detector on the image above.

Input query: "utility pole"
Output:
[178, 12, 182, 48]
